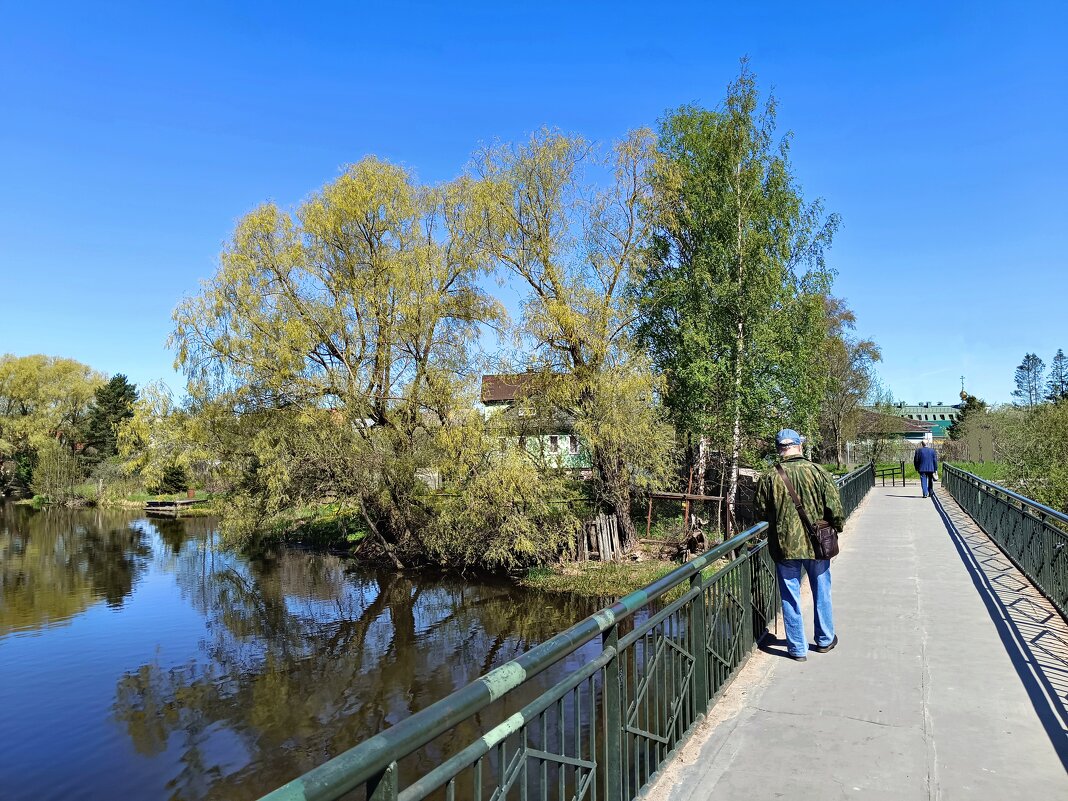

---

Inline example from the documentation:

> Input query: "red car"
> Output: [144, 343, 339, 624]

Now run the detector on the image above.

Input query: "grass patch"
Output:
[125, 489, 215, 502]
[875, 461, 922, 480]
[949, 461, 1009, 482]
[520, 560, 679, 598]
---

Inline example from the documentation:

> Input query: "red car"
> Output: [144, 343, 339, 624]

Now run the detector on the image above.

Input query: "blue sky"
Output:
[1, 2, 1064, 404]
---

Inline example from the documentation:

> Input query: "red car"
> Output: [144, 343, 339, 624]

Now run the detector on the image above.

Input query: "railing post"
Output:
[368, 761, 398, 801]
[741, 551, 754, 653]
[689, 572, 709, 714]
[602, 625, 624, 801]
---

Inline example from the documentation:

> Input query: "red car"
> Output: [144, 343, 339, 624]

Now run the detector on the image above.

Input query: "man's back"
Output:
[754, 457, 845, 562]
[914, 446, 938, 473]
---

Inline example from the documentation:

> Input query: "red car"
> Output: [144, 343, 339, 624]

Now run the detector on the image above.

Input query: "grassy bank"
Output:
[520, 554, 729, 600]
[520, 560, 678, 598]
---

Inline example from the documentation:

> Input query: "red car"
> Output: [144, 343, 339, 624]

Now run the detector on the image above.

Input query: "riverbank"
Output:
[521, 560, 678, 598]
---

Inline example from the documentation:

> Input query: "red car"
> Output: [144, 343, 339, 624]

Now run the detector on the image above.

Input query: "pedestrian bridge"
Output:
[261, 466, 1068, 801]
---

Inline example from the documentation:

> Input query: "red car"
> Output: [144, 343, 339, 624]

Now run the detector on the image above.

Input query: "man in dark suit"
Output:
[914, 442, 939, 498]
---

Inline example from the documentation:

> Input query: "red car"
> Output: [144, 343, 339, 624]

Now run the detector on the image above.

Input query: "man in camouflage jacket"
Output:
[754, 429, 845, 661]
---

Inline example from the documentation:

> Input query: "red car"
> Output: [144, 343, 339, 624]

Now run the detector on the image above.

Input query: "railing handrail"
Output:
[836, 461, 874, 489]
[944, 463, 1068, 529]
[261, 520, 769, 800]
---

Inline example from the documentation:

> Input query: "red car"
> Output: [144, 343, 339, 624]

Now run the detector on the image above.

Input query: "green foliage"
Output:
[994, 402, 1068, 513]
[818, 298, 880, 467]
[29, 438, 81, 502]
[947, 393, 987, 440]
[1012, 353, 1045, 409]
[150, 463, 189, 495]
[83, 374, 137, 463]
[169, 158, 505, 564]
[635, 62, 838, 519]
[0, 354, 104, 492]
[1045, 349, 1067, 402]
[473, 127, 676, 548]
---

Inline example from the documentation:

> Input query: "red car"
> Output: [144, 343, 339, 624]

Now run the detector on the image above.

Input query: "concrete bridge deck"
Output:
[647, 484, 1068, 800]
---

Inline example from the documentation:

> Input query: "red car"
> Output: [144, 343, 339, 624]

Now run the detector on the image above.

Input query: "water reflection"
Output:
[0, 504, 150, 634]
[0, 505, 602, 800]
[112, 537, 599, 800]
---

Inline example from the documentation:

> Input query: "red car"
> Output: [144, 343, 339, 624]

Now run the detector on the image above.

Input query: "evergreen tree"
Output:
[947, 393, 987, 440]
[1012, 353, 1045, 409]
[1046, 349, 1068, 402]
[84, 374, 138, 461]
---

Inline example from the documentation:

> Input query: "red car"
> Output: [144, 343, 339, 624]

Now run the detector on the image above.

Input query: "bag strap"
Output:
[775, 463, 816, 535]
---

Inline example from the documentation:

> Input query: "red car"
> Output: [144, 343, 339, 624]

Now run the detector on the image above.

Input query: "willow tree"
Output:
[636, 64, 838, 529]
[0, 354, 103, 493]
[171, 159, 504, 560]
[472, 129, 675, 550]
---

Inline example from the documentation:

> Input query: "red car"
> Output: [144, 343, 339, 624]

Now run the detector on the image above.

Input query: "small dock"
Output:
[144, 498, 209, 517]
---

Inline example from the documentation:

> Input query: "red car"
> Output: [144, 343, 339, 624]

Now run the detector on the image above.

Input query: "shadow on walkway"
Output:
[933, 489, 1068, 770]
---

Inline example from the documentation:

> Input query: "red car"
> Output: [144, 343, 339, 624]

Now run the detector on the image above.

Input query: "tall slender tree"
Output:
[636, 63, 838, 529]
[1045, 349, 1067, 402]
[1012, 353, 1045, 409]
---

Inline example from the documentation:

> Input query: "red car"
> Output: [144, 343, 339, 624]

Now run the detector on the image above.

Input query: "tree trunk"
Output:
[594, 447, 636, 552]
[359, 497, 405, 570]
[696, 436, 708, 496]
[727, 313, 744, 536]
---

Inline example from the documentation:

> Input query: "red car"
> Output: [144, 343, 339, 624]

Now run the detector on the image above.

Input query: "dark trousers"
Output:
[920, 472, 936, 497]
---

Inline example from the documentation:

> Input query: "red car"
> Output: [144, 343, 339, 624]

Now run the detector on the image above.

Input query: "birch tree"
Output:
[637, 64, 838, 529]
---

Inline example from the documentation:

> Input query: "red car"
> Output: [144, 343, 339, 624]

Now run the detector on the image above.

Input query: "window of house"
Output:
[940, 415, 945, 420]
[549, 435, 559, 453]
[907, 414, 913, 419]
[569, 435, 579, 454]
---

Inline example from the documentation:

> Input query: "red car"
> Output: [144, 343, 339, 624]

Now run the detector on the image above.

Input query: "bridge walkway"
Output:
[646, 484, 1068, 800]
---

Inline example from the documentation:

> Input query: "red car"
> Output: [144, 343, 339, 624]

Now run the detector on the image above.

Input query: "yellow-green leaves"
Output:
[0, 353, 103, 456]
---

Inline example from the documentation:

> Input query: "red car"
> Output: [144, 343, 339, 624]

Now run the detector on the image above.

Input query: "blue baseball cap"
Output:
[775, 428, 806, 446]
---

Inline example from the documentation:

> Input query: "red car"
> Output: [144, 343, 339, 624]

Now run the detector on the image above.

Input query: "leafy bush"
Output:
[30, 440, 81, 502]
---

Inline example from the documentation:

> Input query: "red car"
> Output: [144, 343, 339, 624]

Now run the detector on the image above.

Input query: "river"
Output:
[0, 503, 605, 800]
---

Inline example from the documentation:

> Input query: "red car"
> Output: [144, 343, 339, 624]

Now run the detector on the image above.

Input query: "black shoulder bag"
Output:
[774, 464, 840, 560]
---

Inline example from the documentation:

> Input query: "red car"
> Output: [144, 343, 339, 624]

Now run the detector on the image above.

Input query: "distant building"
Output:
[479, 373, 592, 472]
[887, 401, 963, 440]
[856, 409, 933, 443]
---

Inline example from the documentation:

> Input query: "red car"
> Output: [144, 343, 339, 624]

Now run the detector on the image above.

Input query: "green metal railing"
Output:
[837, 462, 875, 519]
[942, 464, 1068, 619]
[261, 464, 875, 801]
[873, 460, 906, 487]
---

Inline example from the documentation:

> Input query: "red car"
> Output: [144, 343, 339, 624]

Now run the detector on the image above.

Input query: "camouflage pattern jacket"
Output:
[754, 456, 846, 562]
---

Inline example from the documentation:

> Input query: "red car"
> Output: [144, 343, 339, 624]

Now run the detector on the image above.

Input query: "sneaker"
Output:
[812, 635, 839, 654]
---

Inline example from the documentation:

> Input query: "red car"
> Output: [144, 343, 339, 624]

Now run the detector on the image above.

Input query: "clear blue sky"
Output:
[1, 2, 1064, 405]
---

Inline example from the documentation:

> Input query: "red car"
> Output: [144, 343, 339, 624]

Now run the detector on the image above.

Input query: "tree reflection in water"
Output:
[0, 503, 150, 635]
[112, 521, 601, 801]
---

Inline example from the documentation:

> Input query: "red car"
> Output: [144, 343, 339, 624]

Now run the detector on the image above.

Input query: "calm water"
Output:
[0, 504, 604, 801]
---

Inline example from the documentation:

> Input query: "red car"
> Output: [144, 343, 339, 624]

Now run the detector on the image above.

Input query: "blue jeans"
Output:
[920, 472, 936, 496]
[776, 559, 834, 657]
